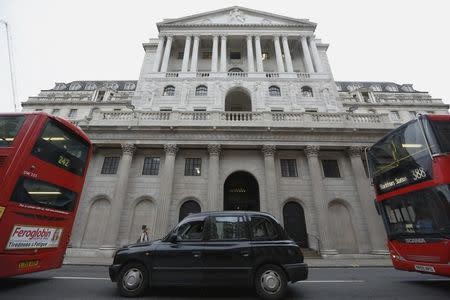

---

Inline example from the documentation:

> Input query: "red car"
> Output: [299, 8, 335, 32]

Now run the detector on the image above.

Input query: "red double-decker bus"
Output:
[0, 112, 92, 277]
[367, 114, 450, 276]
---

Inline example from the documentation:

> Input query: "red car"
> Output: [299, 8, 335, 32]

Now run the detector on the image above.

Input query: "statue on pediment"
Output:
[229, 8, 245, 23]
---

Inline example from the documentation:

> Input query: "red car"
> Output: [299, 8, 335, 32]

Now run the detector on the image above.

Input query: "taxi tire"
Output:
[117, 262, 149, 297]
[254, 264, 288, 300]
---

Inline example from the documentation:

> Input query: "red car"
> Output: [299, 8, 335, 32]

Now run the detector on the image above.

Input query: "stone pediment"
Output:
[158, 6, 316, 28]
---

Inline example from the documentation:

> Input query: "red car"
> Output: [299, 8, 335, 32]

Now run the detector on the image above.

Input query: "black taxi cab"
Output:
[109, 211, 308, 299]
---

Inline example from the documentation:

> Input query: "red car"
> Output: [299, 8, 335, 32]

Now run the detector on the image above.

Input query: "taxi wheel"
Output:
[117, 262, 149, 297]
[254, 264, 287, 300]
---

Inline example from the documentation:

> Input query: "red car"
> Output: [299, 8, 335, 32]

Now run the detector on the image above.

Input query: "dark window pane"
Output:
[12, 177, 77, 212]
[101, 157, 120, 174]
[142, 157, 160, 175]
[280, 159, 298, 177]
[251, 216, 278, 240]
[322, 160, 341, 178]
[177, 220, 205, 241]
[32, 120, 89, 176]
[185, 158, 202, 176]
[230, 52, 241, 59]
[0, 116, 25, 147]
[210, 216, 247, 241]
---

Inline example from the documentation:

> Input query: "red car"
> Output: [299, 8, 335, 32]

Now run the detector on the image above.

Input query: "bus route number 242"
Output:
[57, 156, 71, 168]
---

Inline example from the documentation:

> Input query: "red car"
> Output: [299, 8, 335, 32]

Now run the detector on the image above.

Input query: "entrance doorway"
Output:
[223, 171, 260, 211]
[225, 88, 252, 111]
[283, 201, 309, 247]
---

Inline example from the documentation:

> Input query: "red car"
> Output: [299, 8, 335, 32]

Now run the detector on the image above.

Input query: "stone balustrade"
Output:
[82, 110, 394, 130]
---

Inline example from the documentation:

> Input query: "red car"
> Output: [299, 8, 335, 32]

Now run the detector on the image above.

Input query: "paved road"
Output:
[0, 265, 449, 299]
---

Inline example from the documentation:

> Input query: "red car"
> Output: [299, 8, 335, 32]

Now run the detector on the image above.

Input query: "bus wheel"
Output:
[117, 262, 149, 297]
[254, 264, 287, 300]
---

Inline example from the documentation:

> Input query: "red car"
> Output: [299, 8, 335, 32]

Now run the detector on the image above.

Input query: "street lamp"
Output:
[0, 20, 18, 112]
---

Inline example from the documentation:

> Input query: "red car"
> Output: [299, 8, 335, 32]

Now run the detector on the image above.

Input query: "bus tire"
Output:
[117, 262, 149, 297]
[254, 264, 287, 300]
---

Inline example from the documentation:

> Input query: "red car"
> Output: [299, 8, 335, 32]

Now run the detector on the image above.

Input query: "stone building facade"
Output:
[22, 7, 449, 257]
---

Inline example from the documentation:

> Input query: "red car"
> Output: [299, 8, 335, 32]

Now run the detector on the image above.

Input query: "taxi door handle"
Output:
[193, 251, 201, 258]
[241, 251, 250, 257]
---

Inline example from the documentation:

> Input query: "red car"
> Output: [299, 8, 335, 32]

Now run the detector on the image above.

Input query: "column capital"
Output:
[164, 144, 178, 156]
[254, 35, 261, 40]
[212, 34, 219, 39]
[121, 144, 136, 155]
[193, 35, 200, 40]
[166, 35, 173, 41]
[348, 146, 366, 158]
[281, 35, 288, 42]
[221, 35, 227, 40]
[304, 145, 320, 158]
[185, 35, 192, 40]
[207, 144, 221, 156]
[246, 35, 253, 40]
[262, 144, 276, 157]
[273, 35, 280, 40]
[157, 35, 165, 40]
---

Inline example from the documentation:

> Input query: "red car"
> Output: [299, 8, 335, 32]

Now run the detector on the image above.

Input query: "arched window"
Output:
[301, 86, 313, 97]
[195, 85, 208, 96]
[179, 200, 201, 222]
[269, 85, 281, 97]
[163, 85, 175, 96]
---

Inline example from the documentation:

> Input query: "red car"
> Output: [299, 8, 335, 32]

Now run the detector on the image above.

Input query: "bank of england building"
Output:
[22, 7, 449, 257]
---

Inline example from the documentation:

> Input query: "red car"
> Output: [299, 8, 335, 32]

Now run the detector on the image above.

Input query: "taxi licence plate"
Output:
[18, 259, 40, 269]
[414, 265, 435, 273]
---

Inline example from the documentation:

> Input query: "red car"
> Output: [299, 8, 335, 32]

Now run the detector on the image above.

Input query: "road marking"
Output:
[52, 276, 109, 280]
[297, 280, 365, 283]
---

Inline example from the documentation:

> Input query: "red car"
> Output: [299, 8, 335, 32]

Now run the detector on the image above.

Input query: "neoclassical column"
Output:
[101, 144, 136, 248]
[160, 35, 173, 73]
[254, 35, 264, 72]
[300, 36, 314, 73]
[304, 145, 337, 255]
[181, 36, 191, 72]
[190, 35, 200, 72]
[152, 36, 165, 72]
[273, 36, 285, 73]
[211, 35, 219, 72]
[220, 35, 227, 72]
[281, 36, 294, 73]
[207, 144, 221, 211]
[348, 147, 387, 254]
[246, 35, 255, 73]
[154, 144, 178, 238]
[308, 36, 323, 73]
[262, 145, 281, 220]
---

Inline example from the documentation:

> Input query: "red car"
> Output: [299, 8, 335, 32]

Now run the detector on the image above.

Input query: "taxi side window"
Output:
[251, 216, 278, 241]
[177, 220, 205, 241]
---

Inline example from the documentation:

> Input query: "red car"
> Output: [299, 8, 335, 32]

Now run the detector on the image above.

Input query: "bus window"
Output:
[11, 177, 77, 212]
[31, 120, 89, 175]
[0, 116, 26, 147]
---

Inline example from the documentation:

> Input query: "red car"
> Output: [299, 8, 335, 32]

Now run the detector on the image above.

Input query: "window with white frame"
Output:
[195, 85, 208, 96]
[142, 157, 160, 175]
[163, 85, 175, 96]
[68, 109, 78, 119]
[321, 159, 341, 178]
[269, 86, 281, 96]
[185, 158, 202, 176]
[301, 86, 313, 97]
[280, 159, 298, 177]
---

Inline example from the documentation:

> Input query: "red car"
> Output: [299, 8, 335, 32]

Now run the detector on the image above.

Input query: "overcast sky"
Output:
[1, 0, 449, 112]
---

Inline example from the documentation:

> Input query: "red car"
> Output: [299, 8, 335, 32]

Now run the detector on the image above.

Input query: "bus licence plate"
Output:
[18, 259, 39, 269]
[414, 265, 435, 273]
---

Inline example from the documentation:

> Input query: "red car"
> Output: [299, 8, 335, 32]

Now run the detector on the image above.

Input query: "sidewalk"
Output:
[63, 256, 393, 268]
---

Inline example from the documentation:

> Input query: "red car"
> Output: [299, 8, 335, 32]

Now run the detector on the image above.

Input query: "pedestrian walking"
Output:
[138, 225, 149, 243]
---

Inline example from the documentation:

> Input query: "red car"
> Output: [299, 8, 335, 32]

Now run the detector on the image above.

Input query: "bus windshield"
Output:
[368, 120, 433, 194]
[32, 120, 89, 176]
[0, 116, 26, 147]
[381, 185, 450, 238]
